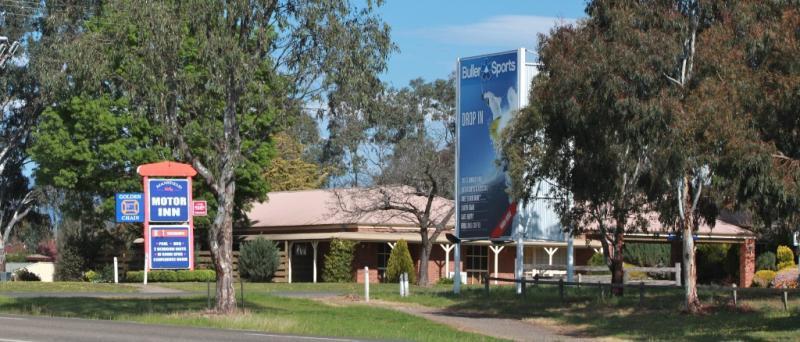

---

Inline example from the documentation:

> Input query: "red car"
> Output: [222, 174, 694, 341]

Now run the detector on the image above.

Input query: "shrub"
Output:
[697, 243, 738, 284]
[99, 264, 116, 283]
[756, 252, 777, 271]
[5, 253, 28, 262]
[753, 270, 777, 288]
[437, 277, 454, 285]
[386, 240, 415, 284]
[772, 268, 799, 289]
[84, 270, 101, 282]
[776, 246, 795, 270]
[124, 269, 215, 282]
[623, 243, 670, 267]
[14, 268, 40, 281]
[323, 239, 357, 282]
[239, 237, 281, 282]
[588, 252, 606, 267]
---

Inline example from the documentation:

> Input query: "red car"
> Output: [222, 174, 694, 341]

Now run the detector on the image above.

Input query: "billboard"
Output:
[150, 225, 191, 269]
[148, 179, 190, 222]
[456, 48, 564, 241]
[115, 193, 144, 223]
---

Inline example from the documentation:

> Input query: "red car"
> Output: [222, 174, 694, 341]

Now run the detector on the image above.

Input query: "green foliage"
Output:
[697, 244, 739, 284]
[776, 246, 795, 270]
[753, 270, 777, 288]
[756, 252, 777, 271]
[437, 277, 454, 285]
[84, 270, 101, 283]
[323, 239, 357, 283]
[13, 268, 40, 281]
[386, 240, 415, 284]
[239, 238, 280, 282]
[55, 222, 86, 281]
[5, 253, 28, 263]
[266, 133, 329, 191]
[588, 253, 606, 267]
[124, 270, 215, 283]
[623, 243, 670, 267]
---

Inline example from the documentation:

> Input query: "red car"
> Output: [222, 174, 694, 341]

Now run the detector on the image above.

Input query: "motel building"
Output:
[236, 188, 757, 287]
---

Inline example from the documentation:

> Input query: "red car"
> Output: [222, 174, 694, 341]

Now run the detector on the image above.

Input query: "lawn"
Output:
[0, 281, 138, 293]
[0, 290, 500, 341]
[167, 281, 800, 340]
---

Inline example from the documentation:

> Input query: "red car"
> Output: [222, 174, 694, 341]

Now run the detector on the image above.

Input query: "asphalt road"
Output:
[0, 314, 367, 342]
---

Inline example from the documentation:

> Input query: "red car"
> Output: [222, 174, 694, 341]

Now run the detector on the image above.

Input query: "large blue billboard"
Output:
[148, 179, 190, 222]
[457, 50, 522, 240]
[150, 225, 191, 269]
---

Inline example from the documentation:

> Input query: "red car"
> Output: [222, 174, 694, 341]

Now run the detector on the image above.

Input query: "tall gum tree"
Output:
[43, 0, 392, 313]
[504, 1, 685, 295]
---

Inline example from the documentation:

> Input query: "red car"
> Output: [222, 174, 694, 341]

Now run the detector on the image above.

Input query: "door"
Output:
[291, 242, 314, 282]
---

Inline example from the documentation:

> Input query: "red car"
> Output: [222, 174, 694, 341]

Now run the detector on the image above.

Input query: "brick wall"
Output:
[739, 238, 755, 288]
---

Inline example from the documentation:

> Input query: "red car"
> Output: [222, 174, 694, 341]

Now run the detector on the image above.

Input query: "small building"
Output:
[238, 188, 756, 286]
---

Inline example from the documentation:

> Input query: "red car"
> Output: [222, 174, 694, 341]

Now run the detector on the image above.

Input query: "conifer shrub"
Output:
[756, 252, 777, 271]
[239, 237, 281, 282]
[323, 239, 357, 282]
[776, 245, 795, 271]
[386, 239, 415, 284]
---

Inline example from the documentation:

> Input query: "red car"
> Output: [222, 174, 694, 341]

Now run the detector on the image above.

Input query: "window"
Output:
[464, 245, 488, 284]
[377, 243, 392, 281]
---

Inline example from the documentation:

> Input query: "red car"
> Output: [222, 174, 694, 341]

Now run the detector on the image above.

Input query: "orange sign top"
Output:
[137, 161, 197, 177]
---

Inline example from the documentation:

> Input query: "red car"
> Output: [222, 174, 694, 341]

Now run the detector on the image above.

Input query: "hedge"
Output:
[125, 269, 215, 282]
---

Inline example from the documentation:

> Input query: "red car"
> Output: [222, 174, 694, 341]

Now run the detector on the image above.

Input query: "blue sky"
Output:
[377, 1, 588, 87]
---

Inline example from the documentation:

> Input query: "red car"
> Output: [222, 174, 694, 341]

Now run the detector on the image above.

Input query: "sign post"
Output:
[137, 162, 198, 284]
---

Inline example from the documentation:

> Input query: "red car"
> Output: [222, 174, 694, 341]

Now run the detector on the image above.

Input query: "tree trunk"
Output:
[0, 247, 5, 274]
[610, 230, 625, 296]
[210, 182, 236, 313]
[418, 229, 432, 286]
[682, 220, 701, 313]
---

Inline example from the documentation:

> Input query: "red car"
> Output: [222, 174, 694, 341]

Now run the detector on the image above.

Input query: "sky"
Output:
[377, 1, 588, 87]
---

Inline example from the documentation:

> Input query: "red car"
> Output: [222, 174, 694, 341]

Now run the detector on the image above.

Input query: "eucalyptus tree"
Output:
[504, 0, 684, 295]
[42, 0, 392, 313]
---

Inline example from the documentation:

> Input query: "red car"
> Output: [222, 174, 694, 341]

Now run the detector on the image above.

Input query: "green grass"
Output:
[0, 292, 500, 341]
[0, 282, 138, 293]
[163, 282, 800, 340]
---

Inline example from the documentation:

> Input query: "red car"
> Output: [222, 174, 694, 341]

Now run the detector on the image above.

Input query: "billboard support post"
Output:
[143, 175, 150, 284]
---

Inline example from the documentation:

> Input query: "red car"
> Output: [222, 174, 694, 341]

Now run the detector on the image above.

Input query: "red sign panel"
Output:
[192, 200, 208, 216]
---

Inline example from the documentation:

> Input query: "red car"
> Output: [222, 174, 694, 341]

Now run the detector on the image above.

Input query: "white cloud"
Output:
[421, 15, 576, 49]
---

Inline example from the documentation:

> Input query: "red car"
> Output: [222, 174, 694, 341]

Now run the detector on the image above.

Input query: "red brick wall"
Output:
[739, 238, 755, 288]
[352, 242, 380, 283]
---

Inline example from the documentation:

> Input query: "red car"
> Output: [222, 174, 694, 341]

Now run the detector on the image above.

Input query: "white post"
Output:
[312, 241, 319, 284]
[516, 234, 523, 294]
[287, 241, 293, 284]
[387, 242, 396, 249]
[113, 257, 119, 284]
[544, 247, 559, 266]
[453, 243, 462, 294]
[403, 272, 410, 296]
[489, 245, 505, 285]
[364, 266, 370, 302]
[399, 273, 405, 297]
[441, 244, 454, 278]
[566, 230, 574, 282]
[143, 254, 148, 285]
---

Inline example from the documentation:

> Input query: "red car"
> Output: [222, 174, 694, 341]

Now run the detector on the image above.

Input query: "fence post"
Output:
[240, 278, 245, 313]
[559, 278, 564, 301]
[364, 266, 369, 302]
[483, 273, 489, 294]
[404, 272, 410, 296]
[399, 273, 405, 297]
[577, 273, 582, 287]
[675, 263, 681, 286]
[783, 291, 788, 311]
[113, 257, 119, 284]
[207, 279, 211, 310]
[732, 284, 737, 308]
[639, 282, 644, 307]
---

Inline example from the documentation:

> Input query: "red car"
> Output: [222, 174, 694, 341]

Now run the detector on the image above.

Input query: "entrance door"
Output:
[291, 242, 314, 282]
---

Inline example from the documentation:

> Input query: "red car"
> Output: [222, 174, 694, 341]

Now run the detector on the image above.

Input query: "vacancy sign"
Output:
[150, 225, 191, 269]
[148, 179, 190, 222]
[192, 200, 208, 216]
